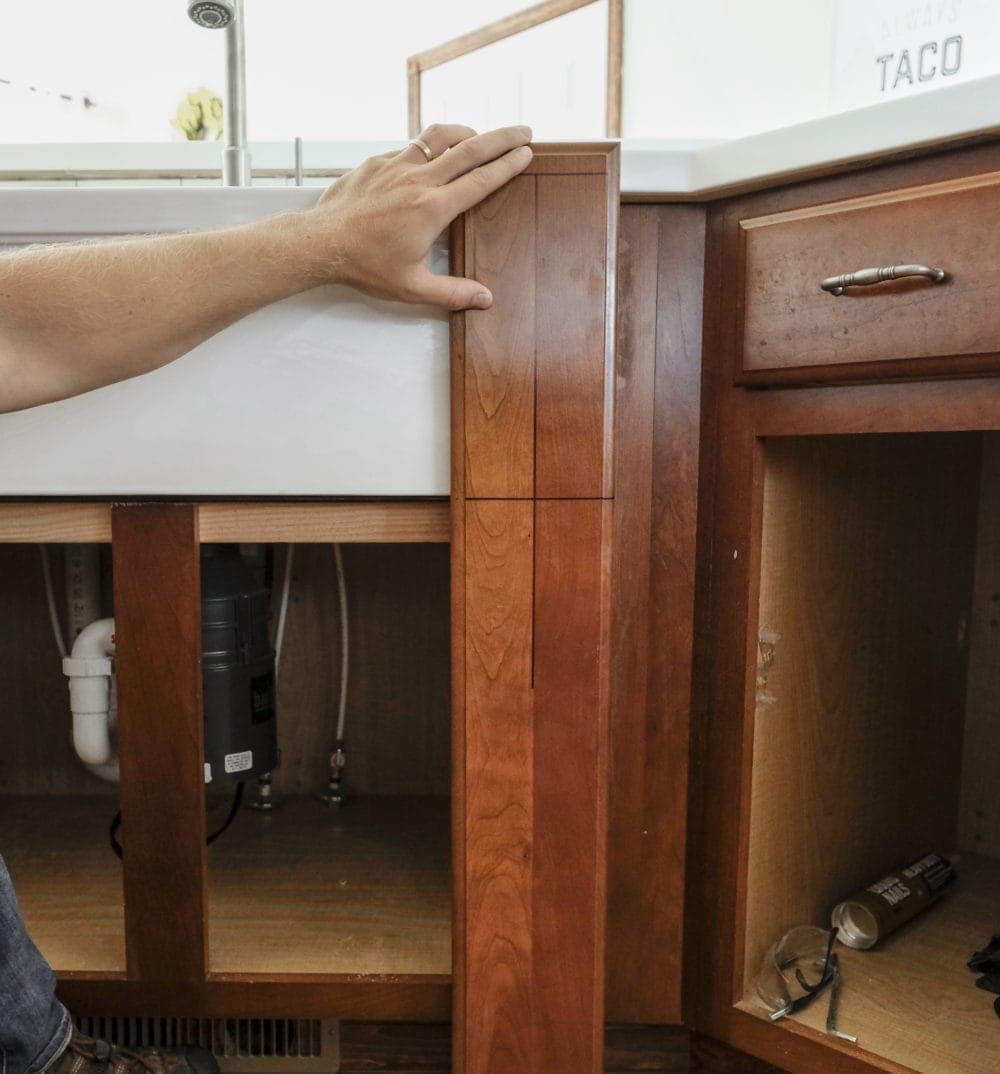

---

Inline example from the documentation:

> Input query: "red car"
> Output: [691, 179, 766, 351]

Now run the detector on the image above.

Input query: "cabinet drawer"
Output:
[738, 172, 1000, 384]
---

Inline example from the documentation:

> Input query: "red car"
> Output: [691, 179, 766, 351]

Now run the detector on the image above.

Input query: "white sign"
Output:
[832, 0, 1000, 110]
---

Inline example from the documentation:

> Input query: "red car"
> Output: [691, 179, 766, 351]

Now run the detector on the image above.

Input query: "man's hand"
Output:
[304, 124, 533, 311]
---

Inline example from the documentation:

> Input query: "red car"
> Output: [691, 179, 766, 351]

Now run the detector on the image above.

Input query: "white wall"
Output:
[3, 0, 998, 147]
[421, 1, 608, 140]
[624, 0, 837, 140]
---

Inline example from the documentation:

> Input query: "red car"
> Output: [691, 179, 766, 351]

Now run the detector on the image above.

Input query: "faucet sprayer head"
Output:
[187, 0, 235, 29]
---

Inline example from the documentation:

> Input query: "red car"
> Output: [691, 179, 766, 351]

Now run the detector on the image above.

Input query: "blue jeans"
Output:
[0, 854, 71, 1074]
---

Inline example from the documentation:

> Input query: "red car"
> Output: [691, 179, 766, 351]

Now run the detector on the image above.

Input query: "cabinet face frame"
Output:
[690, 141, 1000, 1074]
[20, 500, 451, 1020]
[450, 143, 620, 1074]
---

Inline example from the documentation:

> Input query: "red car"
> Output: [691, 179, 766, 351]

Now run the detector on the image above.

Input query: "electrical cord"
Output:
[108, 782, 245, 860]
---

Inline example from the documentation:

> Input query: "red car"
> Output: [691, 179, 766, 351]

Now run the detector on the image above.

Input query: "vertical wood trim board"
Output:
[463, 176, 536, 499]
[606, 205, 705, 1023]
[532, 498, 613, 1072]
[112, 503, 207, 983]
[464, 500, 536, 1072]
[452, 146, 619, 1074]
[535, 173, 615, 498]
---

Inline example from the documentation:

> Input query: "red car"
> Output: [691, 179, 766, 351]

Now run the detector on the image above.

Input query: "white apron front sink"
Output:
[0, 187, 449, 497]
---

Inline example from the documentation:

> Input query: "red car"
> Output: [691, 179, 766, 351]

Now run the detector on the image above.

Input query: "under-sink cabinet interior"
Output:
[738, 432, 1000, 1074]
[0, 531, 452, 982]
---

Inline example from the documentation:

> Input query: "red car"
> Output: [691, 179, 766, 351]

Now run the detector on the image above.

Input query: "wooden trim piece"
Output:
[112, 503, 207, 983]
[461, 499, 535, 1072]
[463, 176, 536, 498]
[752, 378, 1000, 436]
[57, 975, 451, 1021]
[524, 146, 618, 174]
[197, 501, 449, 543]
[606, 205, 704, 1024]
[532, 497, 613, 1073]
[407, 1, 622, 140]
[0, 502, 112, 542]
[535, 173, 615, 497]
[407, 60, 422, 139]
[455, 499, 613, 1073]
[0, 501, 448, 544]
[706, 1007, 920, 1074]
[606, 0, 623, 139]
[410, 0, 598, 74]
[452, 145, 618, 1074]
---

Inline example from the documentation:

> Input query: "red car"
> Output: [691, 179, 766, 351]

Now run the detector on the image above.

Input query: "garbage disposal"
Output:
[201, 545, 278, 785]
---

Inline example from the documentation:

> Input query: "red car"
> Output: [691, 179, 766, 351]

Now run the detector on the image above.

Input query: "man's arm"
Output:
[0, 124, 532, 414]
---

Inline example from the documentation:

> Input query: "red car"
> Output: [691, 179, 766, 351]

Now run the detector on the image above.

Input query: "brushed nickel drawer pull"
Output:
[820, 264, 946, 296]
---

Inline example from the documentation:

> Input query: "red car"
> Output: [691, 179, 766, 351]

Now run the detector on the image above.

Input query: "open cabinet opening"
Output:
[741, 432, 1000, 1074]
[0, 541, 124, 973]
[205, 542, 451, 977]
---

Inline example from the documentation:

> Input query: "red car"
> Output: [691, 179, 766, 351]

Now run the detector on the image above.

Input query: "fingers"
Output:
[408, 265, 493, 311]
[398, 123, 477, 165]
[441, 145, 534, 216]
[427, 125, 532, 183]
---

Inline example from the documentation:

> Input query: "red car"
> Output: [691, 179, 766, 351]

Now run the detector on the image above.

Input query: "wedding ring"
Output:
[409, 137, 435, 162]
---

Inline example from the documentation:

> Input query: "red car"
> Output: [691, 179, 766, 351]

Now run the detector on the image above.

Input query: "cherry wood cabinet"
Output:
[2, 145, 698, 1074]
[688, 141, 1000, 1074]
[6, 137, 1000, 1074]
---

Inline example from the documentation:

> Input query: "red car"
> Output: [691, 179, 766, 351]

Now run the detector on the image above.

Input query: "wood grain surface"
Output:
[741, 173, 1000, 376]
[57, 976, 450, 1021]
[532, 498, 612, 1074]
[0, 797, 124, 972]
[112, 503, 207, 983]
[960, 431, 1000, 858]
[536, 173, 615, 497]
[0, 501, 448, 545]
[606, 205, 704, 1024]
[207, 796, 450, 976]
[452, 146, 619, 1074]
[0, 503, 111, 542]
[198, 502, 448, 543]
[709, 141, 1000, 387]
[461, 499, 535, 1074]
[463, 177, 536, 499]
[739, 855, 1000, 1074]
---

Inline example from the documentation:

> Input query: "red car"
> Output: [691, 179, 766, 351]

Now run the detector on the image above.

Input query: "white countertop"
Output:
[2, 75, 999, 197]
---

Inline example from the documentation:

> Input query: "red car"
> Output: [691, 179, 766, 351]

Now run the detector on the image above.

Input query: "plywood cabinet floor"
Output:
[739, 853, 1000, 1074]
[0, 795, 452, 979]
[0, 797, 125, 973]
[207, 796, 451, 976]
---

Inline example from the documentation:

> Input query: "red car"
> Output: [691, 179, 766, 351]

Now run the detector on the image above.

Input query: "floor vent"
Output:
[72, 1017, 340, 1073]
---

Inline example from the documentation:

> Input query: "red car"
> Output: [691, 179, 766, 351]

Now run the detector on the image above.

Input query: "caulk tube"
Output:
[832, 853, 955, 949]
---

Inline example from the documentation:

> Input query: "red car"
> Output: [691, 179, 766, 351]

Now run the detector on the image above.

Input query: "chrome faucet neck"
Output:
[222, 0, 250, 187]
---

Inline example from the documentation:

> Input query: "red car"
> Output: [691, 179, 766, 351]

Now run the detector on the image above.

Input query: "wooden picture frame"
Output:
[407, 0, 624, 139]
